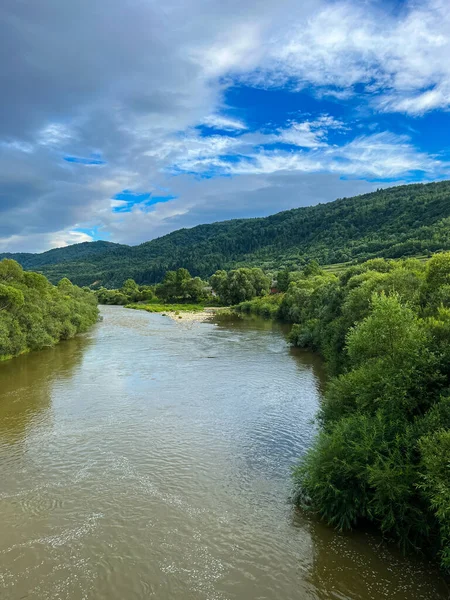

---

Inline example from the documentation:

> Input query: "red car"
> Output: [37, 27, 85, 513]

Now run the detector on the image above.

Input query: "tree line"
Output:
[97, 267, 271, 306]
[236, 253, 450, 572]
[0, 259, 99, 361]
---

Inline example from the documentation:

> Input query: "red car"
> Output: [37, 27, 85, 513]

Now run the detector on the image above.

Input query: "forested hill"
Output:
[3, 180, 450, 287]
[0, 241, 125, 269]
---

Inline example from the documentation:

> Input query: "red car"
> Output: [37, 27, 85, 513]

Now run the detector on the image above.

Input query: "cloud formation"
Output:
[255, 0, 450, 115]
[0, 0, 449, 252]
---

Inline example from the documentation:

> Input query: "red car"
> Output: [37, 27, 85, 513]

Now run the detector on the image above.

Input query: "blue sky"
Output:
[0, 0, 449, 251]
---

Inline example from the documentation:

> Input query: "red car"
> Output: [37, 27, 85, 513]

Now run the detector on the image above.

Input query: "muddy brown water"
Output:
[0, 306, 448, 600]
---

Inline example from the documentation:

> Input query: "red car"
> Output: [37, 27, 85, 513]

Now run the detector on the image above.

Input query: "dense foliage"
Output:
[97, 270, 209, 305]
[156, 268, 209, 303]
[0, 259, 98, 361]
[2, 181, 450, 287]
[97, 278, 155, 305]
[237, 253, 450, 570]
[98, 267, 271, 309]
[210, 268, 270, 304]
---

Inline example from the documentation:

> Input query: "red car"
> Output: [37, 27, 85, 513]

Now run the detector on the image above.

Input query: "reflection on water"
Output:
[0, 306, 447, 600]
[0, 334, 92, 446]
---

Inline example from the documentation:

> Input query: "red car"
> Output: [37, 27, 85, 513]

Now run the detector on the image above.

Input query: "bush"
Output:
[290, 258, 450, 571]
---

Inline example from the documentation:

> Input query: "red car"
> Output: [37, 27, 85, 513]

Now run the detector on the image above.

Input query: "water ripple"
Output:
[0, 306, 447, 600]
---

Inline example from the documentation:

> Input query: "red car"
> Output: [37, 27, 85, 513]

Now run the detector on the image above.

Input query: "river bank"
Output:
[235, 254, 450, 576]
[0, 259, 99, 363]
[126, 302, 222, 322]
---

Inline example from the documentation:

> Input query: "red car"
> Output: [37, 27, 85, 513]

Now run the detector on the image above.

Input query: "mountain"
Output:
[0, 240, 125, 269]
[3, 180, 450, 287]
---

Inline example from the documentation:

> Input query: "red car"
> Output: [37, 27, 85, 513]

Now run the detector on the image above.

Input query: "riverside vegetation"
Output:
[96, 267, 271, 314]
[96, 268, 211, 313]
[0, 259, 98, 361]
[234, 253, 450, 572]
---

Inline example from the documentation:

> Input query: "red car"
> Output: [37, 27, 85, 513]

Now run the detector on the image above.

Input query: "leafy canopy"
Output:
[0, 259, 98, 361]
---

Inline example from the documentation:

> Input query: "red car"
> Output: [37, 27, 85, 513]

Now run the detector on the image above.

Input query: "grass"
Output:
[322, 261, 353, 274]
[125, 302, 206, 313]
[322, 254, 432, 275]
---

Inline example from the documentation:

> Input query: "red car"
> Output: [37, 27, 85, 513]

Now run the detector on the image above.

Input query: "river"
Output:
[0, 306, 448, 600]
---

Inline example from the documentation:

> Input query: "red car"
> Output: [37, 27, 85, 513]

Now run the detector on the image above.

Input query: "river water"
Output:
[0, 306, 448, 600]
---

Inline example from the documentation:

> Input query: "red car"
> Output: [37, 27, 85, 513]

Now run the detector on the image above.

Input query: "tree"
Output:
[138, 285, 155, 302]
[0, 284, 24, 312]
[291, 259, 450, 571]
[0, 259, 24, 282]
[209, 270, 227, 300]
[156, 268, 208, 303]
[276, 269, 290, 292]
[121, 278, 140, 301]
[424, 252, 450, 289]
[346, 293, 426, 368]
[155, 271, 177, 302]
[210, 268, 270, 305]
[303, 260, 323, 277]
[418, 430, 450, 570]
[183, 277, 208, 302]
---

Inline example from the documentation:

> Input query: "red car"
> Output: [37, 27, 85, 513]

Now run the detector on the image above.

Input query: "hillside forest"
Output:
[2, 180, 450, 287]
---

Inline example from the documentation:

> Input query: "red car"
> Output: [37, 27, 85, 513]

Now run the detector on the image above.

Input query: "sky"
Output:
[1, 0, 450, 253]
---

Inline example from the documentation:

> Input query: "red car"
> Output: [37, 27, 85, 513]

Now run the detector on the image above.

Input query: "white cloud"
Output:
[144, 132, 242, 171]
[201, 115, 248, 131]
[192, 22, 264, 77]
[0, 228, 94, 254]
[39, 123, 75, 147]
[156, 114, 351, 174]
[278, 115, 347, 148]
[378, 87, 450, 115]
[165, 126, 447, 180]
[245, 0, 450, 115]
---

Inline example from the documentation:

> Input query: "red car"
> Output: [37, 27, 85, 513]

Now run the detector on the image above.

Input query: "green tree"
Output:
[0, 284, 24, 312]
[303, 259, 323, 277]
[0, 260, 98, 361]
[418, 430, 450, 570]
[183, 276, 208, 302]
[121, 278, 140, 301]
[276, 269, 290, 292]
[210, 268, 270, 305]
[156, 268, 208, 303]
